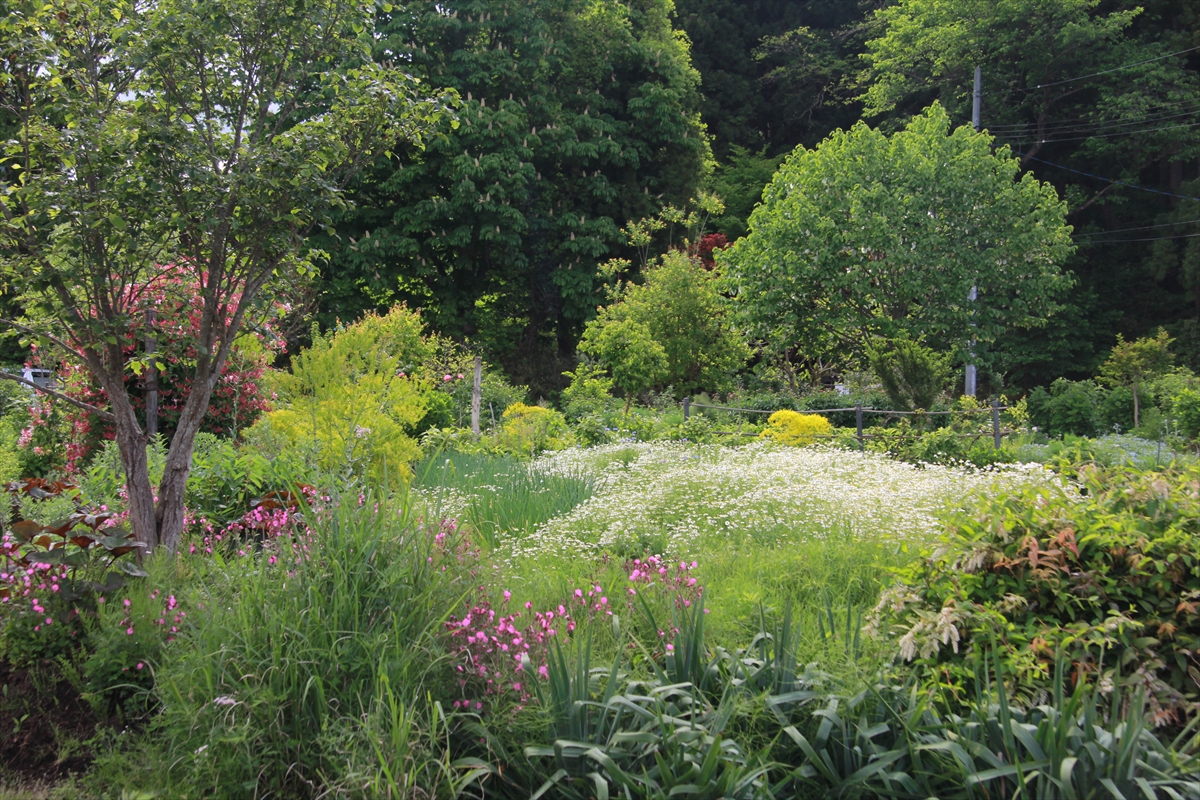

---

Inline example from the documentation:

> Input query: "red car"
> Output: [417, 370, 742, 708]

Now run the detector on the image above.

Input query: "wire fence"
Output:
[681, 397, 1011, 450]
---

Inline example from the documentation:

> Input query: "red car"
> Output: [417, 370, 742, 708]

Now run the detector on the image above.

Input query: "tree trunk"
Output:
[106, 384, 158, 556]
[153, 322, 241, 554]
[108, 339, 226, 557]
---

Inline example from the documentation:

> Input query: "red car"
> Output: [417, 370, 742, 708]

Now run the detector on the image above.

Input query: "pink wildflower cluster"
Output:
[444, 591, 581, 711]
[442, 554, 708, 716]
[117, 589, 185, 648]
[624, 556, 705, 609]
[0, 534, 72, 630]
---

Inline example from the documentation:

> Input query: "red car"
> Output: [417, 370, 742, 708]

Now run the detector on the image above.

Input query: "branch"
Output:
[1068, 183, 1117, 217]
[0, 319, 85, 363]
[0, 371, 117, 423]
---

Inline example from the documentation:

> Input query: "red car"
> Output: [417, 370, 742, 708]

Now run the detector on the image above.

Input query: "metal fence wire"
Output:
[681, 397, 1010, 450]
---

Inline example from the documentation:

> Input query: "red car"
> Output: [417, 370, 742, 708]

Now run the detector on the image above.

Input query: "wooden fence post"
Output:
[992, 397, 1002, 449]
[683, 397, 690, 420]
[470, 355, 482, 439]
[856, 403, 864, 450]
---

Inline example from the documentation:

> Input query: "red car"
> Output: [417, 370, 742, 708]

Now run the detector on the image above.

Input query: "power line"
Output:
[1017, 154, 1200, 202]
[1079, 231, 1200, 245]
[1075, 218, 1200, 237]
[1032, 45, 1200, 89]
[985, 97, 1200, 131]
[1003, 120, 1200, 145]
[986, 103, 1200, 136]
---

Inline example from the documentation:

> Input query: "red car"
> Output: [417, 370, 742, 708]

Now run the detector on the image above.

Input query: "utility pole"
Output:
[965, 65, 981, 398]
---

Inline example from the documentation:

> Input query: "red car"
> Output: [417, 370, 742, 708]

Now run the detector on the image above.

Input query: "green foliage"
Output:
[579, 318, 670, 411]
[708, 147, 784, 240]
[871, 463, 1200, 715]
[253, 307, 432, 486]
[720, 104, 1074, 369]
[561, 364, 617, 421]
[129, 497, 466, 798]
[772, 667, 1200, 799]
[1027, 379, 1103, 438]
[495, 403, 572, 457]
[1171, 389, 1200, 440]
[0, 0, 454, 552]
[315, 0, 709, 390]
[419, 338, 528, 430]
[761, 410, 832, 446]
[1100, 329, 1175, 428]
[858, 0, 1200, 387]
[866, 337, 952, 413]
[581, 250, 747, 398]
[414, 453, 595, 549]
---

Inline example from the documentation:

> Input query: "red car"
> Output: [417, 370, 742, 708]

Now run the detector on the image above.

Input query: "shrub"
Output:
[866, 336, 952, 413]
[1169, 387, 1200, 439]
[560, 364, 616, 420]
[1026, 378, 1101, 437]
[253, 307, 433, 486]
[761, 410, 832, 446]
[496, 403, 571, 456]
[1097, 384, 1154, 434]
[868, 462, 1200, 719]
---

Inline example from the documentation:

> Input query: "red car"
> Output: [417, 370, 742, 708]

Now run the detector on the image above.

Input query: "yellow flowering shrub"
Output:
[248, 306, 430, 487]
[496, 403, 571, 456]
[761, 410, 832, 446]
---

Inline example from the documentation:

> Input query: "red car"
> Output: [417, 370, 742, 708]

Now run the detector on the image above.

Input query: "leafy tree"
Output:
[718, 104, 1075, 371]
[584, 250, 748, 397]
[0, 0, 451, 555]
[674, 0, 865, 158]
[315, 0, 709, 392]
[860, 0, 1200, 169]
[578, 317, 668, 412]
[1099, 329, 1174, 428]
[858, 0, 1200, 382]
[707, 146, 783, 240]
[866, 337, 952, 413]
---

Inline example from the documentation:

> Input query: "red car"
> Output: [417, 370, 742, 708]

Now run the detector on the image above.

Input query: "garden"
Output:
[2, 0, 1200, 798]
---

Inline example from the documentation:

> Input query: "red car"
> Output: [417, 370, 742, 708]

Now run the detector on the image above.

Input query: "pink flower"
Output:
[443, 374, 452, 381]
[126, 627, 134, 635]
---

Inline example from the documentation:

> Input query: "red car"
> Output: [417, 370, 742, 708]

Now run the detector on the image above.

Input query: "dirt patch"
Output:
[0, 662, 96, 783]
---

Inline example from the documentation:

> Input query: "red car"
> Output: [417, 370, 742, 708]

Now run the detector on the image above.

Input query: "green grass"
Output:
[412, 451, 595, 548]
[89, 493, 471, 799]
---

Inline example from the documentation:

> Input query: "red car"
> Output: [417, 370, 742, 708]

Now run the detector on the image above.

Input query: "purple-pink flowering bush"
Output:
[442, 552, 707, 716]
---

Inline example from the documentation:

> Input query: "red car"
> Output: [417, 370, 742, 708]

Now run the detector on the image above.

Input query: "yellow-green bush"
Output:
[496, 403, 571, 456]
[760, 409, 832, 446]
[249, 306, 431, 486]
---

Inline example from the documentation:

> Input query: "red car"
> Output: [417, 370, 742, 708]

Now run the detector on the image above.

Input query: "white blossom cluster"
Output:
[504, 443, 1058, 564]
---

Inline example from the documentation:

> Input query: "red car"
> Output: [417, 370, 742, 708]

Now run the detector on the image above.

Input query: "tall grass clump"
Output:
[414, 452, 595, 547]
[112, 496, 472, 798]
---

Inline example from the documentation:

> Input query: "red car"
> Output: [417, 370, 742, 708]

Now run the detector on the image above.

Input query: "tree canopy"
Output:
[0, 0, 451, 554]
[719, 104, 1075, 372]
[580, 249, 747, 397]
[313, 0, 708, 393]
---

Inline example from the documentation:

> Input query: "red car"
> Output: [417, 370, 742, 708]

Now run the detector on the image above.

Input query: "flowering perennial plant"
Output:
[20, 264, 284, 471]
[508, 443, 1055, 563]
[444, 548, 707, 714]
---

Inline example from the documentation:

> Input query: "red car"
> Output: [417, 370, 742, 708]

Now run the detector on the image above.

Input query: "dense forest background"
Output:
[14, 0, 1192, 398]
